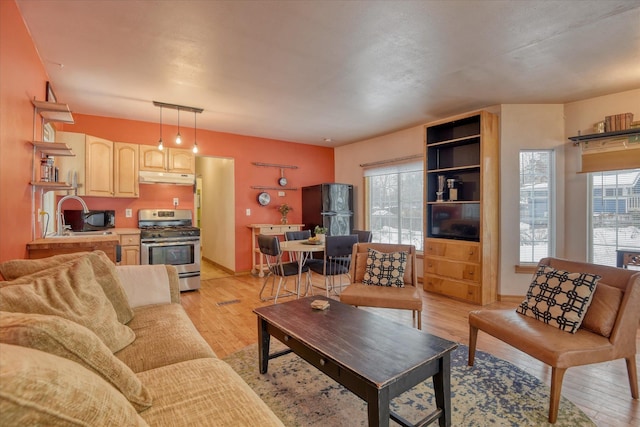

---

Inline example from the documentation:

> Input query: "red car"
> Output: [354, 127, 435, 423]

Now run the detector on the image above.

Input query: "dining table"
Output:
[279, 239, 325, 297]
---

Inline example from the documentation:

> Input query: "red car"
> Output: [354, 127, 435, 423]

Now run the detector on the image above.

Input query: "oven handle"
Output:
[141, 240, 199, 247]
[178, 271, 201, 278]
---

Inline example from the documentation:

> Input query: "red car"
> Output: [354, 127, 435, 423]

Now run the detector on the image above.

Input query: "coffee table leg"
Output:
[367, 387, 390, 427]
[432, 353, 451, 427]
[257, 317, 271, 374]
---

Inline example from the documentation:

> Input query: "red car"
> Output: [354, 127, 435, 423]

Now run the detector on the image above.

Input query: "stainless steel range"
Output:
[138, 209, 201, 291]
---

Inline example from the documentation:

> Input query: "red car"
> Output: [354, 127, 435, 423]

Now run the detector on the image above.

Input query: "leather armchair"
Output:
[340, 242, 421, 329]
[468, 257, 640, 423]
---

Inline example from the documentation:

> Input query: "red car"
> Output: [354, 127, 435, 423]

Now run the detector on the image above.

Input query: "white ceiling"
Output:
[17, 0, 640, 147]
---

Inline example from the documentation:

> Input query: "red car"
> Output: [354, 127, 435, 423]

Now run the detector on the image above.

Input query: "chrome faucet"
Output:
[56, 195, 89, 235]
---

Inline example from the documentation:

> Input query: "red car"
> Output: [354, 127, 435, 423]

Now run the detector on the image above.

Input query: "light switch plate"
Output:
[125, 209, 132, 218]
[246, 208, 251, 216]
[173, 198, 179, 206]
[278, 191, 285, 197]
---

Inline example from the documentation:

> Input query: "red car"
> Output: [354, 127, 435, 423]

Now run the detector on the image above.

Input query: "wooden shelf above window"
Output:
[568, 128, 640, 145]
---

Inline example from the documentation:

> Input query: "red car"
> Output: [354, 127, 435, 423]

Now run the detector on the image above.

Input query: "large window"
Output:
[519, 150, 554, 263]
[590, 169, 640, 266]
[365, 161, 423, 250]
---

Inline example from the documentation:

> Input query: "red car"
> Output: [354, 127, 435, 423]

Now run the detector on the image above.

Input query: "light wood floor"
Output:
[182, 265, 639, 427]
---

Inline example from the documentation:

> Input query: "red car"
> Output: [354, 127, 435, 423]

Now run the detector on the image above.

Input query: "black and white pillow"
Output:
[516, 266, 600, 333]
[362, 249, 407, 287]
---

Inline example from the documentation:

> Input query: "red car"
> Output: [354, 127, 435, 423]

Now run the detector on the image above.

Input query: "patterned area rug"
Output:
[224, 342, 595, 427]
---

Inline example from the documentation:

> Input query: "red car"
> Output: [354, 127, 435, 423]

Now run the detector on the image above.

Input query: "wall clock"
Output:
[278, 168, 288, 187]
[257, 192, 271, 206]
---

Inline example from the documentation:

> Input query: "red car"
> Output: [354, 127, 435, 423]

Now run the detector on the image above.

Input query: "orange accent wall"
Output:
[0, 1, 335, 270]
[0, 0, 49, 262]
[62, 115, 334, 272]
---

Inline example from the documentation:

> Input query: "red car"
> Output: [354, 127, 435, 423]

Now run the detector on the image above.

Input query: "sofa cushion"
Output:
[362, 249, 407, 287]
[0, 311, 151, 412]
[0, 343, 148, 426]
[116, 303, 216, 373]
[137, 358, 283, 426]
[517, 266, 600, 333]
[0, 256, 135, 352]
[0, 251, 134, 324]
[580, 282, 624, 337]
[116, 264, 172, 308]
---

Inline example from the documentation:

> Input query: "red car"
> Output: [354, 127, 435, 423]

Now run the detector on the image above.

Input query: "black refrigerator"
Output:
[302, 183, 353, 236]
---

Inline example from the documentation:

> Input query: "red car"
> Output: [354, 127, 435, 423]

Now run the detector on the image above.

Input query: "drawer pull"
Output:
[284, 335, 289, 342]
[319, 358, 326, 366]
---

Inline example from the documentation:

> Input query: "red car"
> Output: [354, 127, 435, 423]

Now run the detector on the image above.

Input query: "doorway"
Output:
[195, 156, 236, 272]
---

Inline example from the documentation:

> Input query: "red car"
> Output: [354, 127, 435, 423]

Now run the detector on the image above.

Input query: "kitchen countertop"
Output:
[29, 228, 140, 245]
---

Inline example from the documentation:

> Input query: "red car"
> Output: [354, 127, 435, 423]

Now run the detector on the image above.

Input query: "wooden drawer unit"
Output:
[425, 240, 480, 263]
[423, 275, 481, 304]
[424, 256, 481, 283]
[118, 231, 140, 265]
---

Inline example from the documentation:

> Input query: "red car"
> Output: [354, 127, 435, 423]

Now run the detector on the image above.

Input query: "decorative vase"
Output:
[318, 233, 326, 243]
[281, 215, 288, 224]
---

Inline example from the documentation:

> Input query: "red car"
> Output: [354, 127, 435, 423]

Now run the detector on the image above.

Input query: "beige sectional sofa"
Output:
[0, 251, 283, 426]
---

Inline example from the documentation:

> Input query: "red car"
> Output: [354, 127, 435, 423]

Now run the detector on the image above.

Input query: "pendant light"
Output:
[192, 111, 199, 154]
[153, 101, 203, 150]
[157, 105, 164, 151]
[175, 108, 182, 144]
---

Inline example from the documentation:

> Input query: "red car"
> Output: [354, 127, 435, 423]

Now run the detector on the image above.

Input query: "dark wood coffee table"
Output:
[254, 296, 457, 427]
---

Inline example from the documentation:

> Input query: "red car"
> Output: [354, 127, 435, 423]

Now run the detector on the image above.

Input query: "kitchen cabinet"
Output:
[114, 142, 139, 198]
[423, 110, 499, 305]
[117, 230, 140, 265]
[56, 132, 139, 198]
[139, 146, 195, 174]
[85, 135, 113, 197]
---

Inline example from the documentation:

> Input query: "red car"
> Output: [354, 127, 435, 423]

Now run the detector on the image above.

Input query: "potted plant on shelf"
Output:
[314, 225, 328, 242]
[277, 203, 292, 224]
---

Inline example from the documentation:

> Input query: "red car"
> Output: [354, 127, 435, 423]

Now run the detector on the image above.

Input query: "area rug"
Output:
[224, 342, 595, 427]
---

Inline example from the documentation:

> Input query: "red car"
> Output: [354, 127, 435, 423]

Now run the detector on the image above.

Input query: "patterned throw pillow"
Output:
[517, 266, 600, 333]
[362, 249, 407, 287]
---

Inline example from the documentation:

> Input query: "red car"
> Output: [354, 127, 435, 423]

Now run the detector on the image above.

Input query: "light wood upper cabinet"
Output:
[168, 148, 195, 174]
[85, 135, 113, 197]
[114, 142, 139, 198]
[139, 145, 167, 172]
[56, 132, 139, 198]
[139, 146, 195, 174]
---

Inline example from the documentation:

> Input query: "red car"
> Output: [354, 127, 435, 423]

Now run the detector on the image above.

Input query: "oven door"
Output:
[140, 239, 201, 291]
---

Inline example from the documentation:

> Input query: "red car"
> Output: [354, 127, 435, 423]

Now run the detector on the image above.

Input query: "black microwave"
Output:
[63, 210, 115, 231]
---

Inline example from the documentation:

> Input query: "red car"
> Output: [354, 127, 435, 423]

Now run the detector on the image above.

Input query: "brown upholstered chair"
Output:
[340, 242, 422, 329]
[468, 257, 640, 423]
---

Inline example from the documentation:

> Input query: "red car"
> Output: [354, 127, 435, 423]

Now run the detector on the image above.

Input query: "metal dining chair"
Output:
[309, 234, 358, 296]
[353, 229, 373, 243]
[258, 234, 310, 303]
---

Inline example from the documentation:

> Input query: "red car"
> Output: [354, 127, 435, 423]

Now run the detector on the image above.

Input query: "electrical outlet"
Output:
[173, 198, 179, 207]
[125, 209, 132, 218]
[278, 191, 285, 197]
[246, 208, 251, 216]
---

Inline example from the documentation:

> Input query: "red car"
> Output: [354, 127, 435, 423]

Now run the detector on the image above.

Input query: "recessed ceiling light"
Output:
[323, 138, 332, 142]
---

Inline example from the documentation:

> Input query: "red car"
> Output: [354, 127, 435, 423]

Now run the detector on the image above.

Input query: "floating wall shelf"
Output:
[250, 186, 298, 191]
[569, 128, 640, 145]
[251, 162, 298, 169]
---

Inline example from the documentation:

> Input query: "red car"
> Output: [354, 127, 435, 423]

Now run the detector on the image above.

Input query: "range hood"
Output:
[139, 171, 195, 185]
